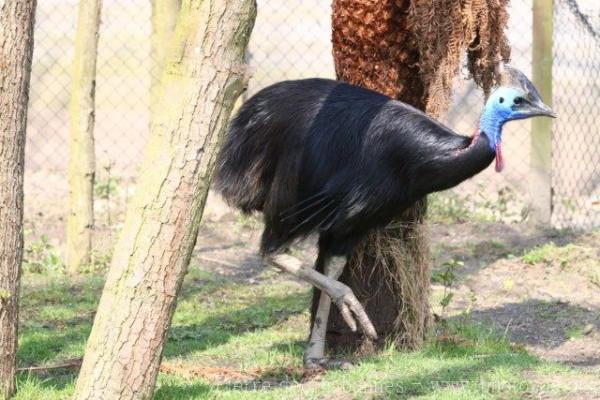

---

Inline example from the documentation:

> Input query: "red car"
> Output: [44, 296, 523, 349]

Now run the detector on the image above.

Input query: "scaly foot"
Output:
[329, 282, 378, 339]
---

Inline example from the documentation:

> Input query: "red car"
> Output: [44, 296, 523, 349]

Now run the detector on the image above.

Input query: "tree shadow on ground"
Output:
[15, 287, 310, 392]
[207, 323, 542, 398]
[17, 321, 91, 367]
[450, 299, 600, 367]
[430, 222, 587, 279]
[16, 320, 89, 388]
[163, 290, 309, 358]
[16, 257, 307, 388]
[367, 318, 544, 398]
[372, 355, 539, 399]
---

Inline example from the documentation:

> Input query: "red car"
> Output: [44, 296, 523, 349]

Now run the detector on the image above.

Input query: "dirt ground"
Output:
[430, 223, 600, 368]
[26, 178, 600, 366]
[19, 187, 599, 398]
[198, 192, 600, 375]
[23, 184, 599, 372]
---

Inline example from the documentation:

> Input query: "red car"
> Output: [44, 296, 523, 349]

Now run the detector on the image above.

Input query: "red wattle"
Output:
[495, 143, 504, 173]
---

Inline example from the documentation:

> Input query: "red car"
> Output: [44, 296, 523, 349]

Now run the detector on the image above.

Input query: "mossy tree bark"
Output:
[67, 0, 102, 273]
[150, 0, 181, 117]
[72, 1, 256, 398]
[320, 0, 510, 352]
[0, 0, 37, 398]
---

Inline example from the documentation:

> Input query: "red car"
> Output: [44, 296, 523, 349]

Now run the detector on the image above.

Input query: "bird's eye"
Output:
[499, 97, 504, 104]
[514, 97, 524, 105]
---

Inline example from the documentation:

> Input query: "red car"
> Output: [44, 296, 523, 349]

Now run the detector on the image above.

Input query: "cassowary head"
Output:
[480, 64, 556, 172]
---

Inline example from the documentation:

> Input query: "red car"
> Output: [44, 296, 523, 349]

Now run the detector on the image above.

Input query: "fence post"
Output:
[530, 0, 554, 225]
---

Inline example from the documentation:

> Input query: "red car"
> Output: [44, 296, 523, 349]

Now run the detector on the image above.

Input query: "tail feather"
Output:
[214, 99, 279, 214]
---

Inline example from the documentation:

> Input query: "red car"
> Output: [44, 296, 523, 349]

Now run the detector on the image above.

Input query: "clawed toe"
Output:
[331, 285, 378, 339]
[304, 357, 352, 370]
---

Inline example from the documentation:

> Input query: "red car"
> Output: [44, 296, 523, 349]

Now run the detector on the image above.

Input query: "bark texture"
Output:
[150, 0, 181, 116]
[0, 0, 37, 398]
[67, 0, 102, 273]
[322, 0, 510, 352]
[72, 0, 256, 398]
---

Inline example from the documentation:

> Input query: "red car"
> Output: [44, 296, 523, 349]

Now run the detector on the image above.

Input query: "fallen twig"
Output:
[18, 358, 82, 373]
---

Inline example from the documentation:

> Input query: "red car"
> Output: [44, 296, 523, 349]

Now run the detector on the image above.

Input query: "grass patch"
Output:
[22, 233, 65, 274]
[428, 192, 471, 224]
[428, 187, 527, 225]
[14, 256, 591, 399]
[563, 325, 587, 340]
[521, 241, 595, 270]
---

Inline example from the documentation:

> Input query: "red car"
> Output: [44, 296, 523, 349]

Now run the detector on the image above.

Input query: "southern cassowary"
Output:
[214, 65, 554, 369]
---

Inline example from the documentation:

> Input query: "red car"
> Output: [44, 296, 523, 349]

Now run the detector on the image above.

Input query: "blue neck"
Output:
[479, 107, 504, 151]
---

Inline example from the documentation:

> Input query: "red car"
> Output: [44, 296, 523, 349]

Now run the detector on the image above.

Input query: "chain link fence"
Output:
[26, 0, 600, 242]
[553, 0, 600, 228]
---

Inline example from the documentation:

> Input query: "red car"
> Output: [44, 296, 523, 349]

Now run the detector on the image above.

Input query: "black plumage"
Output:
[215, 78, 495, 257]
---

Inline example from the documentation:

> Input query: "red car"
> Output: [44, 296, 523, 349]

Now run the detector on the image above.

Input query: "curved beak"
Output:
[524, 99, 556, 118]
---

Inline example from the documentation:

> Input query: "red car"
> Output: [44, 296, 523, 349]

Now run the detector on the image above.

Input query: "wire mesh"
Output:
[552, 0, 600, 229]
[26, 0, 600, 241]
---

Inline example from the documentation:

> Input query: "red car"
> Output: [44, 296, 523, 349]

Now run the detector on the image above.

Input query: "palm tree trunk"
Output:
[0, 0, 37, 397]
[319, 0, 510, 352]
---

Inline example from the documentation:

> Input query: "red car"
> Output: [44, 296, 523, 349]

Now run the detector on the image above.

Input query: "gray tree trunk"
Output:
[67, 0, 102, 273]
[72, 1, 256, 398]
[0, 0, 37, 398]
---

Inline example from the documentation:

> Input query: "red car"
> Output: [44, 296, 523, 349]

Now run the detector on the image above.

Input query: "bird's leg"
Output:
[303, 256, 352, 370]
[266, 254, 377, 340]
